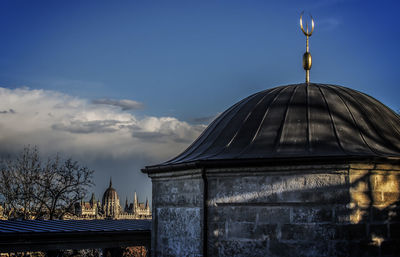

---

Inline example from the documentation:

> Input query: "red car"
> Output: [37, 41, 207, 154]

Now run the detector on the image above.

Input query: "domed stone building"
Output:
[143, 83, 400, 256]
[98, 178, 151, 219]
[142, 18, 400, 257]
[102, 178, 121, 218]
[74, 178, 151, 219]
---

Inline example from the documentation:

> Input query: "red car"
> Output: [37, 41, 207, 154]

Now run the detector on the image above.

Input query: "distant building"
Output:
[102, 179, 121, 218]
[74, 178, 151, 220]
[121, 192, 151, 219]
[74, 193, 100, 219]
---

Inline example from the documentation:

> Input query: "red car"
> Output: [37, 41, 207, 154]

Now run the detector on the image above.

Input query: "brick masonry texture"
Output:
[151, 176, 204, 257]
[149, 162, 400, 256]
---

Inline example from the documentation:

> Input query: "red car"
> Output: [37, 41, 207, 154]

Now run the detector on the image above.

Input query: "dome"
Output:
[146, 83, 400, 170]
[102, 179, 119, 203]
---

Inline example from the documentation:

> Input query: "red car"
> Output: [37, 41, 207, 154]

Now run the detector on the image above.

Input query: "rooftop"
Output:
[144, 83, 400, 172]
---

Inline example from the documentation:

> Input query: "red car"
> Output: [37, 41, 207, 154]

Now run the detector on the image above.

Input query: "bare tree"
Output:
[0, 146, 42, 219]
[38, 156, 94, 219]
[0, 146, 94, 220]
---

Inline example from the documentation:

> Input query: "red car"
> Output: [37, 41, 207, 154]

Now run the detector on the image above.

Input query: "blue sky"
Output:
[0, 0, 399, 201]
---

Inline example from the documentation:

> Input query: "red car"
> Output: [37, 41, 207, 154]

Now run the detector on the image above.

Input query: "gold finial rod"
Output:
[300, 12, 314, 84]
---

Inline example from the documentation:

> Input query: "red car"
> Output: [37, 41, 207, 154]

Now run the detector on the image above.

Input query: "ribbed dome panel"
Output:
[161, 83, 400, 166]
[102, 187, 118, 203]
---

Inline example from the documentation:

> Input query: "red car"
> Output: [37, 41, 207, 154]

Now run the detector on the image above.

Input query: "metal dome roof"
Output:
[102, 179, 119, 203]
[145, 83, 400, 171]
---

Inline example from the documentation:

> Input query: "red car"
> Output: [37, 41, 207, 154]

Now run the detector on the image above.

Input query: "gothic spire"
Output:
[90, 193, 95, 204]
[134, 191, 137, 209]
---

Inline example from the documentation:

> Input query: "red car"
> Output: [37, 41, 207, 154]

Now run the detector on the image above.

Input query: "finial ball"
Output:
[303, 52, 312, 71]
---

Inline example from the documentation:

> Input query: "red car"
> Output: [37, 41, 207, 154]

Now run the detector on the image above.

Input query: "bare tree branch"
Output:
[0, 146, 94, 220]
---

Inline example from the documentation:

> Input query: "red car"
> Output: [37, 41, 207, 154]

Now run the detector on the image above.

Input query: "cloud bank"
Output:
[92, 98, 144, 110]
[0, 87, 205, 200]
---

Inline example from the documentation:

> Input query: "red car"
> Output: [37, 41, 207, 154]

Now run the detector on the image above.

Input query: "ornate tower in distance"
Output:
[102, 178, 120, 218]
[75, 178, 151, 219]
[101, 178, 151, 219]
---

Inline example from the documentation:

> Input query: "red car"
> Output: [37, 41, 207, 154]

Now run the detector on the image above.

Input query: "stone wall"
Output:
[150, 169, 204, 257]
[148, 161, 400, 256]
[206, 162, 400, 257]
[348, 163, 400, 256]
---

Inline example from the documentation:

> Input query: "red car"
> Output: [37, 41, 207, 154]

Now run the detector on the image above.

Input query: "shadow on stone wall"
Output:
[206, 163, 400, 257]
[345, 165, 400, 256]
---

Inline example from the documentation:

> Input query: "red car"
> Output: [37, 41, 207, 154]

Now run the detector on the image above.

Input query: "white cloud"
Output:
[0, 86, 208, 199]
[0, 87, 205, 163]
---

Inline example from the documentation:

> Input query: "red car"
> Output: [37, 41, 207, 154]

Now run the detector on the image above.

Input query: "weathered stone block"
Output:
[384, 192, 400, 203]
[333, 240, 384, 257]
[208, 222, 225, 240]
[371, 174, 400, 192]
[226, 222, 254, 240]
[208, 206, 290, 224]
[292, 207, 333, 223]
[372, 206, 390, 222]
[257, 207, 291, 224]
[156, 193, 202, 207]
[350, 163, 376, 170]
[281, 224, 335, 241]
[347, 240, 380, 257]
[381, 240, 400, 256]
[156, 207, 202, 256]
[332, 240, 381, 257]
[252, 224, 278, 240]
[389, 207, 400, 222]
[304, 173, 347, 188]
[350, 176, 370, 193]
[349, 207, 370, 224]
[216, 240, 268, 257]
[389, 223, 400, 239]
[290, 207, 310, 223]
[269, 241, 329, 257]
[350, 191, 373, 207]
[226, 222, 277, 240]
[369, 224, 388, 239]
[296, 189, 350, 204]
[155, 178, 202, 196]
[329, 241, 351, 257]
[334, 224, 367, 240]
[375, 164, 400, 171]
[334, 205, 353, 223]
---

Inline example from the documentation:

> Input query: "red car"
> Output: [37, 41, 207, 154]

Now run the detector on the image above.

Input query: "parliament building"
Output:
[74, 178, 151, 220]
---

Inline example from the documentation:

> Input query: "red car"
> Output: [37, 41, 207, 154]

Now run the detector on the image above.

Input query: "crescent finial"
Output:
[300, 11, 314, 37]
[299, 11, 315, 84]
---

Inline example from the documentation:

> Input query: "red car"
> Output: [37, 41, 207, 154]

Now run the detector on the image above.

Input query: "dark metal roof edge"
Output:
[141, 155, 400, 174]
